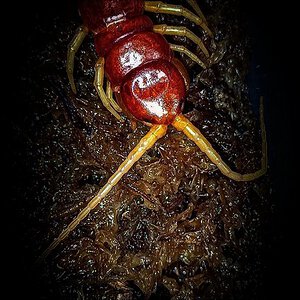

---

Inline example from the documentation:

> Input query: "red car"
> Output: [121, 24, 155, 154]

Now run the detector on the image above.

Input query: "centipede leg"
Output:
[170, 44, 207, 68]
[153, 24, 209, 57]
[106, 80, 122, 113]
[172, 98, 267, 181]
[66, 25, 88, 93]
[144, 1, 213, 37]
[36, 125, 167, 262]
[94, 57, 123, 121]
[184, 0, 208, 23]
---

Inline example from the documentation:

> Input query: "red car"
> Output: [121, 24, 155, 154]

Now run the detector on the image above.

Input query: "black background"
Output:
[3, 1, 297, 299]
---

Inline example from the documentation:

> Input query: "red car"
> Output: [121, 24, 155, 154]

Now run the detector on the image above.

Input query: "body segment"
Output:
[121, 59, 186, 124]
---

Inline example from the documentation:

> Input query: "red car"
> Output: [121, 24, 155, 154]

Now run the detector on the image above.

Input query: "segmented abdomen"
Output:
[79, 0, 187, 125]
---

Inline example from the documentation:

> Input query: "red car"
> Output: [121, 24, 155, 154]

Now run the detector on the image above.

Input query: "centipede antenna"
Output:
[172, 100, 267, 181]
[36, 125, 167, 263]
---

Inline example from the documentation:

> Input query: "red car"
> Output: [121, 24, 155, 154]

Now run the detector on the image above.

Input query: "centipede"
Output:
[34, 0, 268, 298]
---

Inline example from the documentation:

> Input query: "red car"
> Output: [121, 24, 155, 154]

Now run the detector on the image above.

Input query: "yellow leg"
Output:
[37, 125, 167, 262]
[106, 80, 122, 113]
[66, 25, 88, 93]
[170, 44, 207, 69]
[144, 1, 213, 37]
[172, 98, 267, 181]
[185, 0, 207, 24]
[153, 24, 209, 57]
[94, 57, 123, 121]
